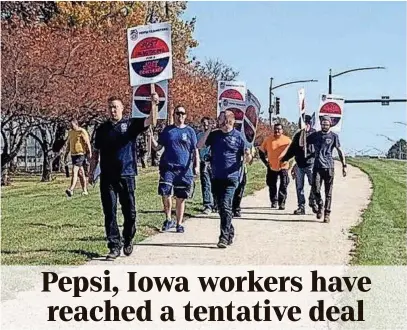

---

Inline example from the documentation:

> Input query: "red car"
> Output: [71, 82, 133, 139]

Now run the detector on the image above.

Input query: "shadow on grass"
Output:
[1, 248, 102, 259]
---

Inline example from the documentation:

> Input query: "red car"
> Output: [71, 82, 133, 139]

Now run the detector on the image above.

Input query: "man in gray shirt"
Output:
[307, 116, 347, 223]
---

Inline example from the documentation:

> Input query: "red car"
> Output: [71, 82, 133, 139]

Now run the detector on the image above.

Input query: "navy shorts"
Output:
[158, 169, 194, 199]
[71, 154, 85, 167]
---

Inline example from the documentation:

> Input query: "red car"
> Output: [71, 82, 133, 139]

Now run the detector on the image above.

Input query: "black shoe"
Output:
[123, 241, 134, 256]
[310, 203, 319, 214]
[316, 210, 323, 220]
[217, 239, 228, 248]
[271, 202, 278, 208]
[106, 248, 120, 260]
[323, 213, 330, 223]
[279, 203, 285, 210]
[228, 238, 234, 246]
[233, 210, 241, 217]
[293, 207, 305, 215]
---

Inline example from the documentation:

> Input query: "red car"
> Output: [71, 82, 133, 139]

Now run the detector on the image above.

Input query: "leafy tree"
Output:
[1, 1, 58, 24]
[195, 58, 239, 82]
[387, 139, 407, 160]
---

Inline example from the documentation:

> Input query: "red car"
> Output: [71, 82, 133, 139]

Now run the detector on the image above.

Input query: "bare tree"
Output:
[196, 58, 239, 82]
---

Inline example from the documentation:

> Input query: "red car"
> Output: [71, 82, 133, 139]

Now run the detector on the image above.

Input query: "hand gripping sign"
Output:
[127, 22, 173, 86]
[217, 81, 246, 116]
[317, 94, 345, 133]
[243, 90, 261, 148]
[132, 80, 168, 120]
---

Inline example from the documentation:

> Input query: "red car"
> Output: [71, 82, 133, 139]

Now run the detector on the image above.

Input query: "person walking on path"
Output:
[281, 115, 317, 215]
[88, 96, 154, 260]
[306, 115, 347, 223]
[196, 117, 215, 214]
[64, 119, 92, 197]
[197, 110, 252, 248]
[259, 123, 292, 210]
[149, 105, 200, 234]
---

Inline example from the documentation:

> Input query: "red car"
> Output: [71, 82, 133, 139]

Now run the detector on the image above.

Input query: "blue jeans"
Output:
[212, 177, 239, 242]
[200, 161, 213, 208]
[294, 165, 315, 209]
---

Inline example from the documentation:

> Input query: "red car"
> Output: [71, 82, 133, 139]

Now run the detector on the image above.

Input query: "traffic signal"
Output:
[275, 97, 280, 115]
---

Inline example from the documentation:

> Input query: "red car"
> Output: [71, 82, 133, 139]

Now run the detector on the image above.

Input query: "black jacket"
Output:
[281, 128, 316, 168]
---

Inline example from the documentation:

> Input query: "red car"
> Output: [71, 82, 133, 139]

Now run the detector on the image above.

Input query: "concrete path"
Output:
[89, 162, 371, 265]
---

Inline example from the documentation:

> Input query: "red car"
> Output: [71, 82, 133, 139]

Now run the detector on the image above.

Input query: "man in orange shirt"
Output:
[259, 123, 292, 210]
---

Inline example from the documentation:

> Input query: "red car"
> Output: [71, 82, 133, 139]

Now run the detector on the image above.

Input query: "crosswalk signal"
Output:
[275, 97, 280, 115]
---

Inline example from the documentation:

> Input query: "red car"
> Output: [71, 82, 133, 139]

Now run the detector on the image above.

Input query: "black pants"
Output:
[212, 178, 239, 243]
[233, 171, 247, 212]
[266, 168, 289, 205]
[100, 176, 137, 249]
[312, 168, 334, 214]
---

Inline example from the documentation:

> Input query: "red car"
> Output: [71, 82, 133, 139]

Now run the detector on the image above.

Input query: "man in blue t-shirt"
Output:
[306, 116, 347, 223]
[88, 96, 154, 260]
[198, 110, 252, 248]
[150, 105, 199, 234]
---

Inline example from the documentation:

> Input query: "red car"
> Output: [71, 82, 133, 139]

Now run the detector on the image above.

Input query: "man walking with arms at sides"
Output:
[306, 116, 347, 223]
[258, 123, 292, 210]
[88, 96, 155, 260]
[198, 110, 252, 248]
[281, 115, 317, 215]
[149, 105, 200, 233]
[196, 117, 216, 214]
[64, 119, 92, 197]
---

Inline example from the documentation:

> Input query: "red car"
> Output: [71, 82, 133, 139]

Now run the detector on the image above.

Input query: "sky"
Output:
[183, 1, 407, 154]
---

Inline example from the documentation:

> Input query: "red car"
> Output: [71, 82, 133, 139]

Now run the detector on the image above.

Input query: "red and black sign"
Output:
[131, 37, 170, 78]
[219, 89, 244, 101]
[225, 108, 245, 121]
[245, 105, 258, 127]
[243, 121, 255, 143]
[320, 102, 342, 127]
[134, 83, 166, 115]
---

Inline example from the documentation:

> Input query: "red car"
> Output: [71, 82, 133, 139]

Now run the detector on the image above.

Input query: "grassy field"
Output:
[348, 158, 407, 265]
[1, 162, 266, 265]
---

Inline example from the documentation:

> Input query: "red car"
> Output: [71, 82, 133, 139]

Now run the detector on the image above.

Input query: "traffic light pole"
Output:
[344, 99, 407, 104]
[268, 77, 318, 126]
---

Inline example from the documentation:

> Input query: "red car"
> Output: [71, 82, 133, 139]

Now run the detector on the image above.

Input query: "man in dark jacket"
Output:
[281, 115, 317, 215]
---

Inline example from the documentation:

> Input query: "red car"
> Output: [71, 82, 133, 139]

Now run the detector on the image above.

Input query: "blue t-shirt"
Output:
[206, 129, 245, 180]
[94, 118, 146, 178]
[158, 125, 197, 171]
[307, 131, 340, 169]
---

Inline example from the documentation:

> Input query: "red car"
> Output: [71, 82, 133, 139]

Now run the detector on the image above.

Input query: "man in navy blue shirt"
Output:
[150, 105, 199, 234]
[198, 110, 252, 248]
[307, 116, 347, 223]
[88, 96, 154, 260]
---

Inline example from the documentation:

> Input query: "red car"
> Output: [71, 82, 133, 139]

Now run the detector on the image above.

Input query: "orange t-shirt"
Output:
[260, 135, 292, 171]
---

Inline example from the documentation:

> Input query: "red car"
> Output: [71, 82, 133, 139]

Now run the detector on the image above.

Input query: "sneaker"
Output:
[212, 207, 218, 213]
[176, 224, 185, 233]
[161, 220, 176, 232]
[323, 213, 330, 223]
[228, 238, 234, 246]
[65, 189, 73, 197]
[293, 207, 305, 215]
[106, 248, 120, 260]
[271, 202, 278, 208]
[123, 241, 134, 256]
[309, 202, 319, 214]
[279, 203, 285, 210]
[202, 207, 212, 215]
[217, 239, 228, 249]
[233, 210, 242, 218]
[316, 210, 323, 220]
[82, 191, 89, 196]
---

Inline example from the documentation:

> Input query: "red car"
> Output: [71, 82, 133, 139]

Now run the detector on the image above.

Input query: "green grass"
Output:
[348, 158, 407, 265]
[1, 162, 266, 265]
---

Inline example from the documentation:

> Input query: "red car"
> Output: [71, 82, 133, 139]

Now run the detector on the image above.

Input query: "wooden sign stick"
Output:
[147, 83, 158, 157]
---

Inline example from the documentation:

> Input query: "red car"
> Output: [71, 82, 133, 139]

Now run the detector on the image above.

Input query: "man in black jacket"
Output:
[281, 115, 317, 215]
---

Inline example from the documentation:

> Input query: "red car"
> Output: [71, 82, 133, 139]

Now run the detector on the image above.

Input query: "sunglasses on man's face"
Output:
[175, 112, 186, 116]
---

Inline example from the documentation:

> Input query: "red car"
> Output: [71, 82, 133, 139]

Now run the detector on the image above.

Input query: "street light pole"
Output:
[328, 66, 385, 94]
[268, 78, 318, 126]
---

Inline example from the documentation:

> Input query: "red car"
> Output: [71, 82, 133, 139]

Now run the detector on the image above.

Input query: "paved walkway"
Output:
[90, 162, 371, 265]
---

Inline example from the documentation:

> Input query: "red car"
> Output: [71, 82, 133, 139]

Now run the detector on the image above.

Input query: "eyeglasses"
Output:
[175, 112, 186, 116]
